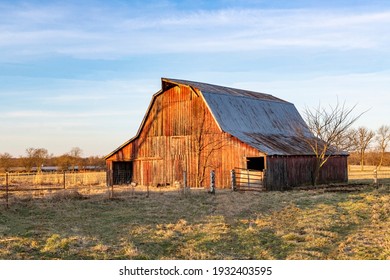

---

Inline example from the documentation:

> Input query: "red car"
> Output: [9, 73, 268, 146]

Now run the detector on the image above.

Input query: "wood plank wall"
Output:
[265, 155, 348, 190]
[106, 84, 262, 187]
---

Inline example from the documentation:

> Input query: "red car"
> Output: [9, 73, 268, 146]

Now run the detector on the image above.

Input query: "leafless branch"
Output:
[300, 100, 365, 185]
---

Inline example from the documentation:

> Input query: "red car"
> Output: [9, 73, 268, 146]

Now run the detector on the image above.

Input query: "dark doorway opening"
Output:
[246, 157, 265, 171]
[113, 161, 133, 185]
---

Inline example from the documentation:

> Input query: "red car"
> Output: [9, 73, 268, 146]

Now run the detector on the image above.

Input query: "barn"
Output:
[105, 78, 348, 191]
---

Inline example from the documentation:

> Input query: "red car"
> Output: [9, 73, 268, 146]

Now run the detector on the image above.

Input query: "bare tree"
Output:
[23, 147, 49, 172]
[332, 128, 358, 152]
[349, 127, 375, 171]
[302, 101, 363, 185]
[0, 152, 13, 172]
[69, 147, 83, 158]
[69, 147, 83, 171]
[192, 106, 225, 188]
[23, 147, 35, 171]
[56, 154, 72, 171]
[375, 125, 390, 170]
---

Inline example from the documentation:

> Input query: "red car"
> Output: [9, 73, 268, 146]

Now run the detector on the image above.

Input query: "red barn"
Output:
[105, 78, 348, 190]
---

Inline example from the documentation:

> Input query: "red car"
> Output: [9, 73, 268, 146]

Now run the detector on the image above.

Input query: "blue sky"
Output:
[1, 0, 390, 157]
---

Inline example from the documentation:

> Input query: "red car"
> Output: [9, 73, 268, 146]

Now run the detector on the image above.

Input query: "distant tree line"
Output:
[0, 147, 106, 173]
[344, 125, 390, 170]
[308, 116, 390, 170]
[349, 151, 390, 168]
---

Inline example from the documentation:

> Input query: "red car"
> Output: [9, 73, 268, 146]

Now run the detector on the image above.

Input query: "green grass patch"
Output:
[1, 186, 389, 260]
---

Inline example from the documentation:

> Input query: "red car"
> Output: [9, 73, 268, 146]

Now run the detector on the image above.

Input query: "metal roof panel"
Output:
[164, 78, 286, 102]
[162, 78, 317, 155]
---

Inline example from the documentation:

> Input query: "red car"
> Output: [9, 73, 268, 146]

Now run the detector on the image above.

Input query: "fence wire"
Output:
[2, 167, 390, 207]
[0, 171, 107, 207]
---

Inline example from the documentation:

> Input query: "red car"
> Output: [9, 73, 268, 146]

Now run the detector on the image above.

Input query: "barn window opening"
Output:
[113, 161, 133, 185]
[246, 157, 265, 171]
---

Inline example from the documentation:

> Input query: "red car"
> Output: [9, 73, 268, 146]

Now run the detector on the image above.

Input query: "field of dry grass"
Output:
[0, 171, 107, 203]
[1, 183, 389, 260]
[0, 171, 106, 188]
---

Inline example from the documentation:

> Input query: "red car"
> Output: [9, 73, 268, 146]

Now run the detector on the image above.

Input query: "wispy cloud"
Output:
[1, 1, 389, 156]
[1, 3, 390, 60]
[43, 94, 109, 102]
[2, 110, 132, 118]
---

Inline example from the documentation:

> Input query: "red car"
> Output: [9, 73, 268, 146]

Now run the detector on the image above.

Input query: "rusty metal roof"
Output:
[165, 78, 286, 102]
[164, 78, 317, 155]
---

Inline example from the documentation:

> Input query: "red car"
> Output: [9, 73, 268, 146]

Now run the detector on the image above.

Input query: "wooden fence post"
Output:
[6, 172, 9, 209]
[247, 169, 250, 188]
[63, 170, 66, 189]
[209, 170, 215, 194]
[373, 169, 378, 188]
[106, 170, 113, 199]
[183, 170, 188, 195]
[231, 169, 236, 191]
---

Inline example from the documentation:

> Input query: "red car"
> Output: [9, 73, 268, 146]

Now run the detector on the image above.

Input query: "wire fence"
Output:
[348, 168, 390, 186]
[0, 171, 107, 208]
[2, 166, 390, 208]
[107, 170, 210, 199]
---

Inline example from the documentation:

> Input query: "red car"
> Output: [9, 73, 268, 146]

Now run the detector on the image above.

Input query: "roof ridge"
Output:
[162, 77, 287, 103]
[202, 90, 289, 104]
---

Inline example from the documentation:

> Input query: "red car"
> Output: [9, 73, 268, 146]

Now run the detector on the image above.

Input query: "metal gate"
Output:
[232, 168, 265, 191]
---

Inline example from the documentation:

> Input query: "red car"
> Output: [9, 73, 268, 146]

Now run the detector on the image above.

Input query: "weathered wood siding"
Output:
[265, 155, 348, 191]
[106, 84, 263, 187]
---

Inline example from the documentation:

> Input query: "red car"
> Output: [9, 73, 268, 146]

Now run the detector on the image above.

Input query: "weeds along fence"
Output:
[3, 166, 390, 207]
[0, 171, 106, 207]
[108, 168, 267, 199]
[107, 170, 233, 199]
[107, 170, 210, 199]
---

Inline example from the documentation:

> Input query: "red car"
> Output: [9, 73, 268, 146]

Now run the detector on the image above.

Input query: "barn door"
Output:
[171, 137, 186, 184]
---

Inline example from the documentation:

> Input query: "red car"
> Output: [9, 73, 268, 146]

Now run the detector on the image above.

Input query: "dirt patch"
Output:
[295, 184, 368, 193]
